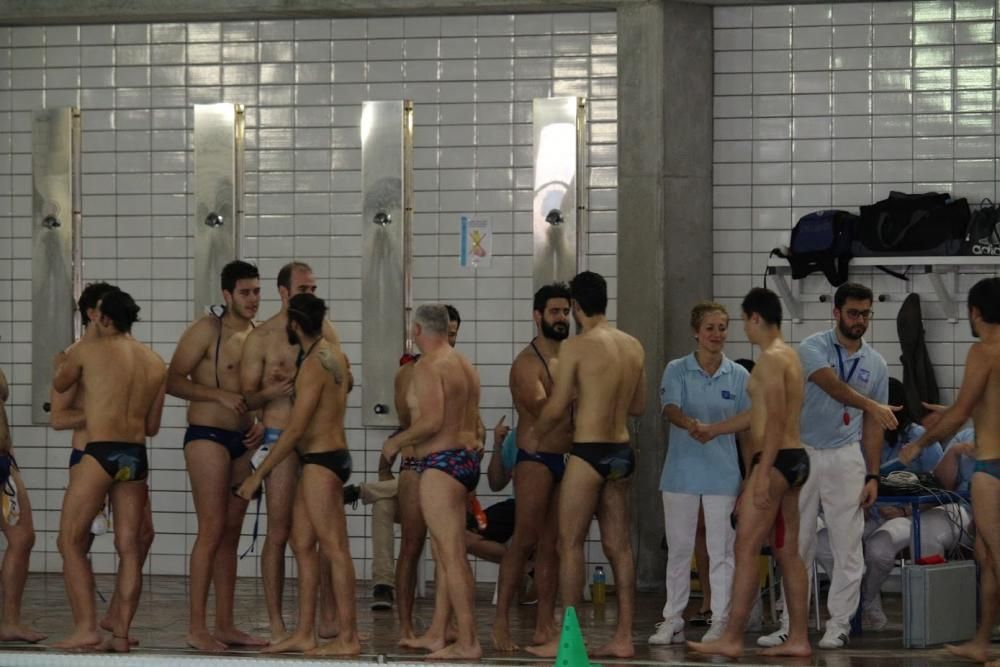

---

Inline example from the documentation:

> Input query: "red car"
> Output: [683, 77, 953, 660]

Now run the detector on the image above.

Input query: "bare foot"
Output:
[269, 625, 288, 644]
[262, 631, 316, 654]
[687, 637, 743, 659]
[95, 635, 131, 653]
[97, 619, 138, 646]
[399, 631, 445, 652]
[762, 638, 812, 658]
[0, 623, 47, 643]
[318, 620, 340, 639]
[398, 630, 417, 647]
[525, 638, 559, 658]
[530, 624, 558, 647]
[946, 641, 991, 663]
[214, 627, 268, 646]
[186, 630, 227, 652]
[306, 634, 361, 656]
[53, 630, 103, 650]
[492, 625, 519, 652]
[593, 638, 635, 658]
[427, 640, 482, 660]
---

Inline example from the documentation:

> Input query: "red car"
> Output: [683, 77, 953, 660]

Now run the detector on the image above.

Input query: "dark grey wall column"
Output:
[618, 0, 713, 591]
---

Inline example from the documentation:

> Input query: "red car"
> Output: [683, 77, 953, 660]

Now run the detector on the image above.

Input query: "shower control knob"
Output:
[205, 213, 224, 228]
[41, 215, 61, 229]
[43, 402, 51, 413]
[545, 209, 564, 225]
[373, 212, 392, 226]
[374, 403, 389, 415]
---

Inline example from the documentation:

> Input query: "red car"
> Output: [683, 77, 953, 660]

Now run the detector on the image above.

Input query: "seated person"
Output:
[821, 381, 973, 630]
[465, 423, 518, 563]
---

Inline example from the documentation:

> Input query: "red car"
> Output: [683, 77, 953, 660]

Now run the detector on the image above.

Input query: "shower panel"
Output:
[193, 103, 245, 317]
[360, 100, 413, 427]
[32, 108, 79, 422]
[31, 107, 79, 424]
[532, 97, 587, 291]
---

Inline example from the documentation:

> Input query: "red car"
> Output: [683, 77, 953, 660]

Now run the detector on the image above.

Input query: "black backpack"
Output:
[964, 199, 1000, 256]
[776, 210, 857, 286]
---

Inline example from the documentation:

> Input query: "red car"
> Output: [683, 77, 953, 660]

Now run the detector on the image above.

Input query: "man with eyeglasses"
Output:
[758, 283, 897, 650]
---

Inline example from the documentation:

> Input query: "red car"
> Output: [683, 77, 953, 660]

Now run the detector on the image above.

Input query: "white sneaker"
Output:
[701, 622, 726, 642]
[648, 619, 685, 645]
[818, 627, 849, 649]
[756, 627, 788, 647]
[862, 605, 887, 632]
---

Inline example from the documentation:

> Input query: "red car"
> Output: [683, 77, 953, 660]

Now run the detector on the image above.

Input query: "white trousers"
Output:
[661, 491, 736, 627]
[777, 443, 867, 635]
[861, 504, 971, 611]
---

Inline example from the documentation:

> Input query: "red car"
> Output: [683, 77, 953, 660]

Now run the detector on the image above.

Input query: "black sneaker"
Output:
[343, 484, 360, 508]
[371, 584, 394, 611]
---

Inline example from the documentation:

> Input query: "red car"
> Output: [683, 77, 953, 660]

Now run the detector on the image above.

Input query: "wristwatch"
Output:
[865, 474, 879, 484]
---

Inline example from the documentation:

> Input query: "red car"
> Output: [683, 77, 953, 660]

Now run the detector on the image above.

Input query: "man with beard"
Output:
[237, 294, 359, 656]
[528, 271, 646, 659]
[167, 260, 266, 652]
[240, 261, 345, 641]
[758, 283, 895, 651]
[899, 277, 1000, 664]
[493, 283, 572, 651]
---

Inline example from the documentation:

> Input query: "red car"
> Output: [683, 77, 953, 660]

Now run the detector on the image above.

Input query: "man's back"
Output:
[573, 325, 644, 444]
[300, 340, 350, 453]
[80, 336, 166, 443]
[411, 348, 471, 457]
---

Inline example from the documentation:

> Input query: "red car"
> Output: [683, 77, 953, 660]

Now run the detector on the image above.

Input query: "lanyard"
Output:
[835, 345, 861, 425]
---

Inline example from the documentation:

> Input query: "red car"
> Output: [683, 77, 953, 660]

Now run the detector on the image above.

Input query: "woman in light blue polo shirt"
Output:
[648, 302, 750, 645]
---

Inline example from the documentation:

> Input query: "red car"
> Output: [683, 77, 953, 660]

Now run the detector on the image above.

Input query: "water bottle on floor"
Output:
[592, 566, 606, 605]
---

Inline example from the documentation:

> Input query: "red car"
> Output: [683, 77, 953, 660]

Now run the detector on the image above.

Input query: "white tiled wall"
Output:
[713, 1, 999, 395]
[0, 14, 618, 580]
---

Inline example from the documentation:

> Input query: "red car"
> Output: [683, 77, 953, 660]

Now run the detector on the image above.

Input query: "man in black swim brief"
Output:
[52, 289, 167, 652]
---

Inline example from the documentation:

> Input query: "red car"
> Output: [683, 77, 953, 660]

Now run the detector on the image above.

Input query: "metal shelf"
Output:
[766, 255, 1000, 323]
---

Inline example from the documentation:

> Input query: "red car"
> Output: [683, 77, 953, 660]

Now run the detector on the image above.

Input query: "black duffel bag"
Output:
[854, 191, 970, 256]
[964, 199, 1000, 256]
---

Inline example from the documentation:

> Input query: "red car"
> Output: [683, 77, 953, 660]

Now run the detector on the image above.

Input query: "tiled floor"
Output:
[0, 573, 983, 665]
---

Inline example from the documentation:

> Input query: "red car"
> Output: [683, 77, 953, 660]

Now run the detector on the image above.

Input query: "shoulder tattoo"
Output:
[318, 348, 343, 385]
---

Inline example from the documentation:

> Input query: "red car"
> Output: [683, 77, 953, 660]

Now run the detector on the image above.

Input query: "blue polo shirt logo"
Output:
[721, 390, 733, 400]
[858, 369, 870, 384]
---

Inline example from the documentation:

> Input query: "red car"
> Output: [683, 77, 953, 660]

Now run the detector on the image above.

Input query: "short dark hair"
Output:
[533, 282, 571, 313]
[445, 304, 461, 327]
[734, 358, 755, 374]
[834, 282, 873, 309]
[287, 293, 327, 338]
[221, 260, 260, 293]
[569, 271, 607, 317]
[741, 287, 782, 327]
[969, 277, 1000, 324]
[277, 261, 312, 291]
[78, 281, 116, 327]
[99, 289, 140, 333]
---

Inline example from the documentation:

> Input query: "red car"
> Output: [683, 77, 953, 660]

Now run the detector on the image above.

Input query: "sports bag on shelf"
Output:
[854, 191, 970, 257]
[964, 199, 1000, 256]
[774, 210, 857, 287]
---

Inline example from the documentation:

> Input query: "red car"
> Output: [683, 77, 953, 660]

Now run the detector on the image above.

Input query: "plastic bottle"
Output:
[591, 565, 607, 605]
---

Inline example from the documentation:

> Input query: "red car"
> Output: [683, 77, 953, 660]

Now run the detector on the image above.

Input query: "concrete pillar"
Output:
[617, 0, 713, 592]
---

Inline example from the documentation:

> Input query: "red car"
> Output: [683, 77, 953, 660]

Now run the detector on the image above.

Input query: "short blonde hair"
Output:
[690, 301, 728, 331]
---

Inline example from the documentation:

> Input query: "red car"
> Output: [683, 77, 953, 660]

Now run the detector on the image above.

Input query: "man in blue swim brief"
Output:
[493, 282, 573, 652]
[167, 261, 266, 651]
[900, 277, 1000, 664]
[382, 304, 484, 660]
